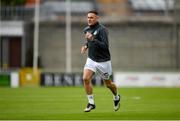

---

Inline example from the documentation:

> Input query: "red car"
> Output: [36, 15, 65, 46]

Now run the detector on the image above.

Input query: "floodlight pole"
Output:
[174, 0, 180, 69]
[65, 0, 72, 73]
[164, 0, 169, 16]
[33, 0, 40, 71]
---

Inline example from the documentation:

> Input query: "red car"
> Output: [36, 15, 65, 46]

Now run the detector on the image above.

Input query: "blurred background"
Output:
[0, 0, 180, 87]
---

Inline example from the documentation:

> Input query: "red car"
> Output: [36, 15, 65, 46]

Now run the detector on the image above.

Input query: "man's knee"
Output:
[104, 80, 113, 88]
[83, 69, 94, 84]
[83, 76, 91, 85]
[106, 83, 112, 88]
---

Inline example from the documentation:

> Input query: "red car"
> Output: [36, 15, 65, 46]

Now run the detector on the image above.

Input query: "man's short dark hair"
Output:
[87, 10, 98, 15]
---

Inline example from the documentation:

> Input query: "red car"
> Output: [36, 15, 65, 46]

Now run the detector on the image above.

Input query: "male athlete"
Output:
[81, 10, 120, 112]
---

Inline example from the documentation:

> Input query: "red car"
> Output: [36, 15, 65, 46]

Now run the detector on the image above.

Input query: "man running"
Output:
[81, 10, 121, 112]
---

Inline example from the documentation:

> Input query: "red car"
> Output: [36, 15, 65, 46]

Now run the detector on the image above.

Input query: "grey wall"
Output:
[39, 22, 179, 72]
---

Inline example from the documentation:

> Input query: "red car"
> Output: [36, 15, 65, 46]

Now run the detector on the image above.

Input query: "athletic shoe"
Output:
[114, 95, 120, 111]
[84, 103, 96, 112]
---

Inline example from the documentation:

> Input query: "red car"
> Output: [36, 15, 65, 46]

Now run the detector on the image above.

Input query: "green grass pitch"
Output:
[0, 87, 180, 120]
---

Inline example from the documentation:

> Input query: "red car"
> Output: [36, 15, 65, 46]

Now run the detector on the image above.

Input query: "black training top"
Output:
[83, 22, 111, 62]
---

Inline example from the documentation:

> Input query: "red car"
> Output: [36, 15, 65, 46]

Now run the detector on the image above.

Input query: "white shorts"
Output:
[84, 58, 112, 80]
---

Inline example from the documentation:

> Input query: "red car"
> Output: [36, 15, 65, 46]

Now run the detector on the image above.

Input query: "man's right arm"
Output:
[81, 26, 90, 54]
[81, 45, 88, 54]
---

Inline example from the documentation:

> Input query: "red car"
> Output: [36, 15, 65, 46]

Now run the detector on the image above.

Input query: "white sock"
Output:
[114, 94, 120, 101]
[87, 94, 95, 104]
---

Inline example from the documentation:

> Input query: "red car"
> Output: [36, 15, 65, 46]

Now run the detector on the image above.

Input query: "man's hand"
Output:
[81, 45, 88, 54]
[85, 32, 93, 41]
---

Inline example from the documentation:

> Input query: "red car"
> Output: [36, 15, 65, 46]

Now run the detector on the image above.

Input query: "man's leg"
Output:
[83, 69, 94, 95]
[83, 69, 96, 112]
[104, 79, 121, 111]
[104, 79, 117, 95]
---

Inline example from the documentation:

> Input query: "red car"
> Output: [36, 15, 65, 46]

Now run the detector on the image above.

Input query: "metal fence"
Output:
[0, 6, 34, 21]
[0, 0, 175, 21]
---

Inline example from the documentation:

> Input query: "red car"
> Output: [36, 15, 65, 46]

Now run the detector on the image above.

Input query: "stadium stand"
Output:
[130, 0, 174, 11]
[96, 0, 132, 16]
[130, 0, 174, 15]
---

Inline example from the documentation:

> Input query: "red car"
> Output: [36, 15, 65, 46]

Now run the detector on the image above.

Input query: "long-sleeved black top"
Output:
[83, 22, 111, 62]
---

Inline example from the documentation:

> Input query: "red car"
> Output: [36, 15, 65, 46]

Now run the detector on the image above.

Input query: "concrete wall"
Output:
[38, 22, 178, 72]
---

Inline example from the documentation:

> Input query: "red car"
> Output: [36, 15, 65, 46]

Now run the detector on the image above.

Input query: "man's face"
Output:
[87, 13, 99, 26]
